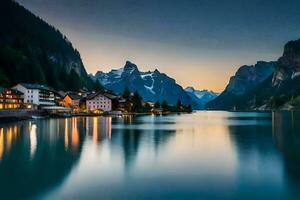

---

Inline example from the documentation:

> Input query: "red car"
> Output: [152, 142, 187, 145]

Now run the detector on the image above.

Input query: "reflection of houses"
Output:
[86, 92, 113, 112]
[0, 119, 84, 199]
[0, 87, 24, 109]
[85, 117, 112, 143]
[12, 83, 55, 108]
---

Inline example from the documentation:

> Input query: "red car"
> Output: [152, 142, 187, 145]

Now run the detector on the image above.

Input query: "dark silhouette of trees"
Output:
[132, 90, 142, 112]
[161, 100, 168, 111]
[122, 87, 131, 101]
[0, 0, 100, 91]
[176, 99, 182, 110]
[154, 100, 161, 108]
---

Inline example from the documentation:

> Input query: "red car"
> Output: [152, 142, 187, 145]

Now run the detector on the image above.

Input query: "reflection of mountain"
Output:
[226, 119, 287, 198]
[228, 112, 300, 197]
[110, 116, 176, 171]
[272, 112, 300, 194]
[0, 118, 85, 199]
[228, 124, 274, 157]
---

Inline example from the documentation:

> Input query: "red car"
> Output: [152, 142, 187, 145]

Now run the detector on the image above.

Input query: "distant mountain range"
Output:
[6, 0, 300, 111]
[185, 87, 219, 109]
[90, 61, 217, 108]
[206, 39, 300, 110]
[0, 0, 99, 91]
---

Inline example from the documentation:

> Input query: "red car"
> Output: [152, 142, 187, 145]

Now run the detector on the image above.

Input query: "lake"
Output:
[0, 111, 300, 199]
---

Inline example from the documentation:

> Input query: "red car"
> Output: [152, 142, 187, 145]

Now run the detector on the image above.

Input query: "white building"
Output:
[12, 83, 56, 107]
[86, 92, 112, 112]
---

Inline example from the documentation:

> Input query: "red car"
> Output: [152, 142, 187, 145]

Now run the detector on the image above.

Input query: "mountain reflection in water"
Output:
[0, 112, 299, 199]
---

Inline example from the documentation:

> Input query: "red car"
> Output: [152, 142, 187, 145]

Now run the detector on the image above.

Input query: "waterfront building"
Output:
[0, 87, 24, 109]
[86, 92, 112, 112]
[62, 93, 81, 108]
[12, 83, 56, 107]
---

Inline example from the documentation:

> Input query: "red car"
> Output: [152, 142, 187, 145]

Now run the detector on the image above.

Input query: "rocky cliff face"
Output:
[272, 39, 300, 86]
[90, 61, 198, 107]
[0, 0, 97, 90]
[207, 38, 300, 110]
[225, 61, 275, 95]
[47, 51, 87, 77]
[206, 61, 275, 109]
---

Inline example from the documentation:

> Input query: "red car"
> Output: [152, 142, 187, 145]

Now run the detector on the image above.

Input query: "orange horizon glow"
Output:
[15, 0, 286, 93]
[72, 32, 279, 93]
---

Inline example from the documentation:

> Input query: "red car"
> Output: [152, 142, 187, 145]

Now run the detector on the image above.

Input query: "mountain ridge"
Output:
[90, 61, 200, 108]
[185, 87, 219, 109]
[0, 0, 99, 91]
[206, 38, 300, 110]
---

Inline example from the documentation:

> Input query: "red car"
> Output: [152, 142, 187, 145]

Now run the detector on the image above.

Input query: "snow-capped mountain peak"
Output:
[185, 87, 219, 109]
[89, 61, 198, 107]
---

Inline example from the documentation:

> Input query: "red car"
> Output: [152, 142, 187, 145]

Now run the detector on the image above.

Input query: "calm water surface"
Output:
[0, 111, 300, 199]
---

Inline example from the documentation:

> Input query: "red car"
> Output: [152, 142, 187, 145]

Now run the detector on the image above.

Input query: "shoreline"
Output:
[0, 110, 192, 123]
[1, 109, 298, 123]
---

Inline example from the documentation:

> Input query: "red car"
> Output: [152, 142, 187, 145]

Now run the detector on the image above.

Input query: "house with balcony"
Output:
[0, 87, 24, 109]
[12, 83, 56, 108]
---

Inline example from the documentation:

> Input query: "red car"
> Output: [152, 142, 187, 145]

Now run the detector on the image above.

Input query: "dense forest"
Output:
[121, 87, 192, 113]
[0, 0, 101, 91]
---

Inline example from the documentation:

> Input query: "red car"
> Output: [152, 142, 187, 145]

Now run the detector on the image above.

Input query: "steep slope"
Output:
[0, 0, 99, 90]
[185, 87, 219, 109]
[272, 39, 300, 86]
[206, 61, 275, 109]
[207, 38, 300, 110]
[251, 39, 300, 109]
[90, 61, 197, 107]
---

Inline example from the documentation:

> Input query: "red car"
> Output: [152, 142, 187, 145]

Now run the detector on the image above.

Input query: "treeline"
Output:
[0, 0, 101, 91]
[153, 99, 192, 113]
[121, 88, 192, 113]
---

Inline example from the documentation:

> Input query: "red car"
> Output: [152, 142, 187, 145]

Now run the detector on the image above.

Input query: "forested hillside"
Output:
[0, 0, 101, 91]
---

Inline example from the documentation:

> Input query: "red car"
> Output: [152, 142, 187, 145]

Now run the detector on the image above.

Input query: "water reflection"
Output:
[29, 122, 37, 159]
[111, 116, 176, 171]
[0, 112, 300, 199]
[85, 117, 112, 144]
[0, 118, 86, 199]
[272, 111, 300, 197]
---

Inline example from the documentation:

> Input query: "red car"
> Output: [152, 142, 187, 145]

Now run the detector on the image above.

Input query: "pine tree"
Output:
[176, 99, 182, 111]
[67, 69, 81, 91]
[186, 104, 192, 113]
[161, 100, 168, 111]
[94, 79, 103, 92]
[154, 100, 161, 108]
[122, 87, 131, 101]
[132, 90, 142, 112]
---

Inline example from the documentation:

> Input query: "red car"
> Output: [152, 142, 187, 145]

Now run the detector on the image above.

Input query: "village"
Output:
[0, 83, 192, 120]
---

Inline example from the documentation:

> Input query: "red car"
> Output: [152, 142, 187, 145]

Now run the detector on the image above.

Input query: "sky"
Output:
[16, 0, 300, 92]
